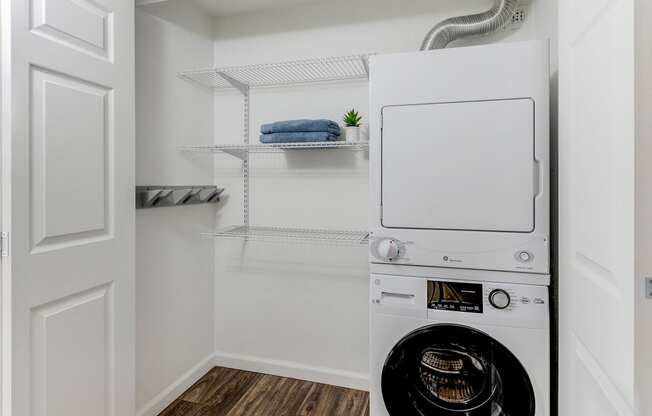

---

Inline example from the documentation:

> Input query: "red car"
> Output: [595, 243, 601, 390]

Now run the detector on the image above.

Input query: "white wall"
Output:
[210, 0, 558, 389]
[135, 3, 216, 413]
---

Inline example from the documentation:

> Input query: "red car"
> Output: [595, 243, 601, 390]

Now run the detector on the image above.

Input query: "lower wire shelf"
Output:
[179, 142, 369, 160]
[203, 225, 370, 246]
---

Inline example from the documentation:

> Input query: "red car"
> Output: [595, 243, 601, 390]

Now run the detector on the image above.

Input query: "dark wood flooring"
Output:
[159, 367, 370, 416]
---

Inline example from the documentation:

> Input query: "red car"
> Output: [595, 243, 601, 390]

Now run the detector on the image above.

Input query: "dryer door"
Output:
[381, 99, 536, 233]
[382, 324, 535, 416]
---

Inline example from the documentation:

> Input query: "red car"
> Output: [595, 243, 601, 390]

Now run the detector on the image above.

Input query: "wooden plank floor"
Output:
[159, 367, 370, 416]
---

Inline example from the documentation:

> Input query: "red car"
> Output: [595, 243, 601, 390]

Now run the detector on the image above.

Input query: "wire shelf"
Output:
[179, 142, 369, 160]
[203, 225, 370, 246]
[178, 54, 370, 90]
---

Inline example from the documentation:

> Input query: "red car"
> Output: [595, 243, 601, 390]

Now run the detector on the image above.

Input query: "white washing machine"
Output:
[370, 274, 549, 416]
[369, 40, 550, 276]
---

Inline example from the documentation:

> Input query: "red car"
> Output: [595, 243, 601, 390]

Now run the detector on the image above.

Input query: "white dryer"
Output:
[370, 274, 549, 416]
[369, 40, 550, 275]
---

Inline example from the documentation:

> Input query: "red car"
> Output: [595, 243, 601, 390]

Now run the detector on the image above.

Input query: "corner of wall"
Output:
[135, 1, 217, 412]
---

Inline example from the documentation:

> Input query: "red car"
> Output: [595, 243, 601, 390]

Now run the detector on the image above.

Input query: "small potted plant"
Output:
[343, 109, 363, 143]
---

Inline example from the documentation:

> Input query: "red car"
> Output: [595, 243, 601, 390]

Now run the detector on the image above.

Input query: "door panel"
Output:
[30, 0, 112, 60]
[31, 284, 113, 416]
[381, 99, 535, 232]
[30, 66, 112, 251]
[559, 0, 637, 414]
[2, 0, 135, 415]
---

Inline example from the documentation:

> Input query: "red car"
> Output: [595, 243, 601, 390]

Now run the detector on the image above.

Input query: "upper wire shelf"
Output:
[179, 142, 369, 160]
[178, 54, 371, 91]
[203, 225, 370, 246]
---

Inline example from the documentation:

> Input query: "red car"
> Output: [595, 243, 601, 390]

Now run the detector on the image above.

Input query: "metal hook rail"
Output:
[136, 186, 224, 209]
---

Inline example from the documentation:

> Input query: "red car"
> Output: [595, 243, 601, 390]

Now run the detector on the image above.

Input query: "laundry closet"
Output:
[137, 1, 558, 413]
[3, 0, 650, 416]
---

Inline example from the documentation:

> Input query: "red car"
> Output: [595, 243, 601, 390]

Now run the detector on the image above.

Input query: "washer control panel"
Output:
[371, 274, 550, 328]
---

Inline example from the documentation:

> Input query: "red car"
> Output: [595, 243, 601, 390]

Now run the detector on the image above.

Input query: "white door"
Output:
[1, 0, 135, 415]
[558, 0, 638, 415]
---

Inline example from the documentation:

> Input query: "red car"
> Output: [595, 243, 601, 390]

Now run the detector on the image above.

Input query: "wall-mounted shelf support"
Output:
[136, 186, 224, 209]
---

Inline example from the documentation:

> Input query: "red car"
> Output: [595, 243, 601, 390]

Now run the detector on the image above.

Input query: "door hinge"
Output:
[1, 232, 8, 257]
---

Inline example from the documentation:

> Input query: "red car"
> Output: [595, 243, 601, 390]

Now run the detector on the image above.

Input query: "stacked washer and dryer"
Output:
[368, 40, 551, 416]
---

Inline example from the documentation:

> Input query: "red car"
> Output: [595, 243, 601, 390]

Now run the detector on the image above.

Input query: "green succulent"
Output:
[343, 109, 362, 127]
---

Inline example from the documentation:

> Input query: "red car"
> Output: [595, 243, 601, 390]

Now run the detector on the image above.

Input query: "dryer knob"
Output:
[489, 289, 511, 310]
[374, 238, 401, 262]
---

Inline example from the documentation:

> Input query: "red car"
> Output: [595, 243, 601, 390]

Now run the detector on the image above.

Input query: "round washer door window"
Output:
[382, 324, 535, 416]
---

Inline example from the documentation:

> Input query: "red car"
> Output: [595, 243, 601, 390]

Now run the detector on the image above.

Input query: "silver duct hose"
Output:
[420, 0, 520, 50]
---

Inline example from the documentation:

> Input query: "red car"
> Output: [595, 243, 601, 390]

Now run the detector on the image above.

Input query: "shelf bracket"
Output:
[361, 56, 369, 76]
[221, 148, 248, 160]
[217, 71, 250, 96]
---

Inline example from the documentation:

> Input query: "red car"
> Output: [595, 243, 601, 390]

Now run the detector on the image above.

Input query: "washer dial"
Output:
[489, 289, 511, 310]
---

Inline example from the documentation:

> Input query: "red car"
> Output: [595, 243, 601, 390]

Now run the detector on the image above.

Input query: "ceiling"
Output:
[191, 0, 326, 16]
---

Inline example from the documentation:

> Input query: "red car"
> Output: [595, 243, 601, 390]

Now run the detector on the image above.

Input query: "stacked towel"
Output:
[260, 132, 339, 143]
[260, 119, 341, 143]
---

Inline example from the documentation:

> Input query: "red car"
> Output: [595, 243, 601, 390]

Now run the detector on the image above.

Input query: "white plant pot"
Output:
[360, 124, 369, 142]
[345, 126, 361, 143]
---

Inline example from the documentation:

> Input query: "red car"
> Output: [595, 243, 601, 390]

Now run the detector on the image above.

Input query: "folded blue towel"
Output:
[260, 132, 340, 144]
[261, 119, 341, 135]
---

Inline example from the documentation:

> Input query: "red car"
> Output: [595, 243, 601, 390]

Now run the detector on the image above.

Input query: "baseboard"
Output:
[136, 353, 216, 416]
[213, 350, 369, 391]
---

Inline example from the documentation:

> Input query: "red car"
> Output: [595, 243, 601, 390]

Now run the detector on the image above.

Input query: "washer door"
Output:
[382, 324, 535, 416]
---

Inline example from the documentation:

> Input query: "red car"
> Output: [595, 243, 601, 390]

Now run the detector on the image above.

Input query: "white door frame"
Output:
[635, 0, 652, 412]
[1, 4, 8, 414]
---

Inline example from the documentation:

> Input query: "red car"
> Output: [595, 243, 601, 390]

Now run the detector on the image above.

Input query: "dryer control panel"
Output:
[369, 232, 549, 275]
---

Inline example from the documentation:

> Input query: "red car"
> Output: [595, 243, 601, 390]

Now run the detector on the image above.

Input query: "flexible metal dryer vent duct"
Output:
[420, 0, 520, 50]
